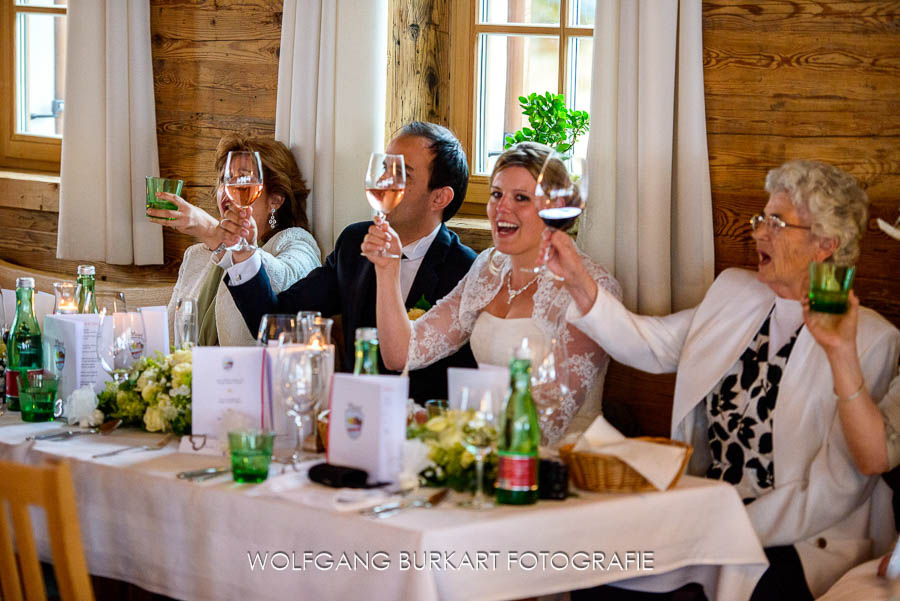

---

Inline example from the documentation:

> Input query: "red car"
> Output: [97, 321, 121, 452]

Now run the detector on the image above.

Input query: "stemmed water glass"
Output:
[223, 150, 264, 252]
[275, 347, 324, 463]
[97, 297, 145, 385]
[174, 296, 199, 349]
[364, 153, 406, 259]
[458, 388, 499, 510]
[524, 154, 586, 275]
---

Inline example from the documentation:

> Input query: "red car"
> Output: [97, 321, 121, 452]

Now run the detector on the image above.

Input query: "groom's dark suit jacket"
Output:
[227, 221, 478, 402]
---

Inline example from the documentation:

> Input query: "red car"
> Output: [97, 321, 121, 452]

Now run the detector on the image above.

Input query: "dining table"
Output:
[0, 414, 768, 601]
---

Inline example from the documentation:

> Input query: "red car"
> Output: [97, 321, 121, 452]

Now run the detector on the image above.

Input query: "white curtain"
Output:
[579, 0, 714, 314]
[276, 0, 388, 254]
[57, 0, 162, 265]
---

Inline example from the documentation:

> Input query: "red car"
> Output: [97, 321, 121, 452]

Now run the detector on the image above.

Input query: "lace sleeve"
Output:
[533, 258, 622, 446]
[406, 270, 474, 371]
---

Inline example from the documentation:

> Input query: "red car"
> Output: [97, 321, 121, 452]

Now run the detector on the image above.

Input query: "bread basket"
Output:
[559, 436, 692, 493]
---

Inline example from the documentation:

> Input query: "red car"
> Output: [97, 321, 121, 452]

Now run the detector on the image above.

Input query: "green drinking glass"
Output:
[809, 261, 855, 314]
[19, 369, 59, 423]
[228, 430, 275, 483]
[145, 176, 184, 219]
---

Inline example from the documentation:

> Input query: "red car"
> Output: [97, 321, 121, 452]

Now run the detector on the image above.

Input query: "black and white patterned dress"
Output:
[704, 310, 801, 504]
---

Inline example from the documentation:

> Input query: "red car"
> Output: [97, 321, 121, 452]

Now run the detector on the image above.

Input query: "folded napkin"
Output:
[573, 416, 688, 491]
[249, 464, 398, 512]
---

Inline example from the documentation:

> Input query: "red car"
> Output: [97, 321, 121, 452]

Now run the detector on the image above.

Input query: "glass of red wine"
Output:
[524, 154, 586, 275]
[223, 150, 264, 252]
[365, 152, 406, 259]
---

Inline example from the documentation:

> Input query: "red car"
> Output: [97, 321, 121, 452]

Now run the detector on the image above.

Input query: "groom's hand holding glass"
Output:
[361, 222, 403, 270]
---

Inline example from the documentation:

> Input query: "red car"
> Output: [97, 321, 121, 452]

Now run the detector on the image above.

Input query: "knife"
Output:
[176, 467, 231, 481]
[27, 428, 99, 441]
[361, 488, 449, 517]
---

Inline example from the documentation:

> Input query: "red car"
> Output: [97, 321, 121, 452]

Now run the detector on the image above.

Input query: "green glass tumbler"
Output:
[228, 430, 275, 483]
[19, 369, 59, 423]
[145, 176, 184, 219]
[809, 262, 855, 314]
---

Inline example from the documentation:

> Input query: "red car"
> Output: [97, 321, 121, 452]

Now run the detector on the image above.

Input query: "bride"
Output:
[362, 142, 621, 444]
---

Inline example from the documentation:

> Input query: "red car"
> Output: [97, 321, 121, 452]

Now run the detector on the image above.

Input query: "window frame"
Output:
[450, 0, 593, 217]
[0, 0, 67, 173]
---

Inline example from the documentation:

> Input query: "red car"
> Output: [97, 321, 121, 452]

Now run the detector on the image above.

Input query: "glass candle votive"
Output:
[53, 282, 79, 314]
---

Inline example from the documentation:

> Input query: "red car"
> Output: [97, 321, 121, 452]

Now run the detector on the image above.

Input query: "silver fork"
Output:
[92, 433, 175, 459]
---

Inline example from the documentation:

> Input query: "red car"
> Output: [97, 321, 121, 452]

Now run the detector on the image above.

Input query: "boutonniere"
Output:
[407, 294, 432, 320]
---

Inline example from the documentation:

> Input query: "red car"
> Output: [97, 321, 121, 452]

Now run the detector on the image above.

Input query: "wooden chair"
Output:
[0, 459, 94, 601]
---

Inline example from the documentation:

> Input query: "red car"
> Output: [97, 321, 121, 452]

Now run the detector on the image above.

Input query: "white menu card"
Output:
[327, 374, 408, 483]
[192, 347, 266, 441]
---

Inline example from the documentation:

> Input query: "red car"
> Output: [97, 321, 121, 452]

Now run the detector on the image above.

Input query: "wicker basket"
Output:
[559, 437, 693, 493]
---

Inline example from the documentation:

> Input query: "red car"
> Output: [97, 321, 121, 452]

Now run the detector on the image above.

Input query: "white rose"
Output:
[143, 406, 166, 432]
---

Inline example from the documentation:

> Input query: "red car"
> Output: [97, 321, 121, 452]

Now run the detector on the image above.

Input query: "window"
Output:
[0, 0, 67, 172]
[450, 0, 595, 215]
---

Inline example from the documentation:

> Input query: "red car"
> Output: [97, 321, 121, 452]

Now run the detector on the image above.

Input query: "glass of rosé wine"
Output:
[364, 152, 406, 259]
[223, 150, 264, 252]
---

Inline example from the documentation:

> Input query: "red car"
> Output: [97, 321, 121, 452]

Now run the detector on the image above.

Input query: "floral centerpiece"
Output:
[97, 348, 192, 435]
[406, 409, 497, 492]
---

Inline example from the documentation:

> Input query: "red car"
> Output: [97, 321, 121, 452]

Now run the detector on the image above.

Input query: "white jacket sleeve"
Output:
[566, 285, 695, 374]
[257, 228, 322, 293]
[746, 324, 900, 546]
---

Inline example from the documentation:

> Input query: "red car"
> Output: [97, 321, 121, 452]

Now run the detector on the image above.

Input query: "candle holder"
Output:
[52, 282, 79, 315]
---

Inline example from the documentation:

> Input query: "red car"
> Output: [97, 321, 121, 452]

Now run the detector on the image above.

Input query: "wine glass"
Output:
[531, 336, 569, 428]
[458, 388, 499, 510]
[364, 153, 406, 259]
[257, 313, 297, 346]
[275, 347, 324, 462]
[97, 308, 145, 385]
[524, 154, 586, 275]
[295, 310, 321, 344]
[223, 150, 264, 252]
[94, 291, 128, 316]
[174, 296, 199, 349]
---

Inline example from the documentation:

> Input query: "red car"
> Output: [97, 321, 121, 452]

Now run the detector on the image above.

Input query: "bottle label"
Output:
[497, 454, 538, 491]
[5, 369, 18, 399]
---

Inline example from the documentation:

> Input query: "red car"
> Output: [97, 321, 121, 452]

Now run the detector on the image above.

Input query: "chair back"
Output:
[0, 459, 94, 601]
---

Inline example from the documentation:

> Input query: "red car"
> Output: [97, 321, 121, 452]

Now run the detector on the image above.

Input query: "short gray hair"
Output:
[765, 160, 868, 265]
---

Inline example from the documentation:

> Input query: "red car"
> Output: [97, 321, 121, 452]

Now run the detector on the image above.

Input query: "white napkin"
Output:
[573, 415, 688, 491]
[249, 464, 398, 512]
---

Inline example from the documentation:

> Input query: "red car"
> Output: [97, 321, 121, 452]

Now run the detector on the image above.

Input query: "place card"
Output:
[138, 306, 169, 356]
[447, 365, 509, 411]
[191, 347, 266, 445]
[327, 374, 408, 484]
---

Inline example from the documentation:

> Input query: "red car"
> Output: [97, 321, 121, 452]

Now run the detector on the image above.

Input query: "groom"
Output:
[222, 122, 478, 402]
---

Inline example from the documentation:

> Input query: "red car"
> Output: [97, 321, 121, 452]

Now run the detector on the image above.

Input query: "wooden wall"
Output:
[0, 0, 283, 284]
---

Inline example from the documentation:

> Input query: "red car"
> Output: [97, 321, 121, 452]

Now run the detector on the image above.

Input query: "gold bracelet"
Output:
[835, 381, 866, 402]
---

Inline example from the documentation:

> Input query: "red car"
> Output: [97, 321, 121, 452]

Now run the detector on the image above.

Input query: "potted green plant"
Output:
[503, 92, 590, 157]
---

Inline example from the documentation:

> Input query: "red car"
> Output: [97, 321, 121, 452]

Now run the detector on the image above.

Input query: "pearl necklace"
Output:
[507, 271, 539, 303]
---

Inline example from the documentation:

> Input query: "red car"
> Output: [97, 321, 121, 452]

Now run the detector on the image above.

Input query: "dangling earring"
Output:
[268, 208, 277, 228]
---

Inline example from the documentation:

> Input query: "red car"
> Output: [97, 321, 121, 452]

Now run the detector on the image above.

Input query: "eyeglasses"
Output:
[749, 214, 812, 233]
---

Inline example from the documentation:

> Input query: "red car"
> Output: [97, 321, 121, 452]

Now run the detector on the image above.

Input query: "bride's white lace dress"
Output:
[406, 248, 622, 444]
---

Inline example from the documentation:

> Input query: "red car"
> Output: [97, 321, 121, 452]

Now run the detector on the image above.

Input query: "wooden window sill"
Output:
[0, 170, 60, 212]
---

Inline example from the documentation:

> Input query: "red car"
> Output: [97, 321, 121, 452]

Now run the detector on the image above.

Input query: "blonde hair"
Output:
[214, 133, 311, 244]
[765, 160, 868, 266]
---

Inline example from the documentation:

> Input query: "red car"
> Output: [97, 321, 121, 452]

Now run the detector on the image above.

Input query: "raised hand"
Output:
[361, 222, 402, 271]
[219, 204, 257, 263]
[147, 192, 221, 248]
[544, 230, 598, 314]
[802, 290, 860, 355]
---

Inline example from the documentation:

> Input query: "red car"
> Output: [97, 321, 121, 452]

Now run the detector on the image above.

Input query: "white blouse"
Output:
[406, 247, 622, 445]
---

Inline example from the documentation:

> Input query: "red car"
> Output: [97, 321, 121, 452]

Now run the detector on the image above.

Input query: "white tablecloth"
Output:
[0, 416, 767, 601]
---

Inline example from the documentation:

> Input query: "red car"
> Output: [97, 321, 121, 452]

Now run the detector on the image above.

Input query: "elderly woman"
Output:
[549, 160, 900, 600]
[149, 134, 321, 345]
[363, 142, 622, 444]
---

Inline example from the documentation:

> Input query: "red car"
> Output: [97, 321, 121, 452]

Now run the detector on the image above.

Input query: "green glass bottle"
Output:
[76, 264, 98, 314]
[353, 327, 379, 375]
[5, 278, 43, 412]
[496, 338, 541, 505]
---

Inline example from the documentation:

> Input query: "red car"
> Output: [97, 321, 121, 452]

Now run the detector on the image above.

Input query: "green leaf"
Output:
[413, 294, 432, 311]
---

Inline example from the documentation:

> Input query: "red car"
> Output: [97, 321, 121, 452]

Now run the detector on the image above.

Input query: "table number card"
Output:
[327, 374, 408, 483]
[192, 347, 265, 447]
